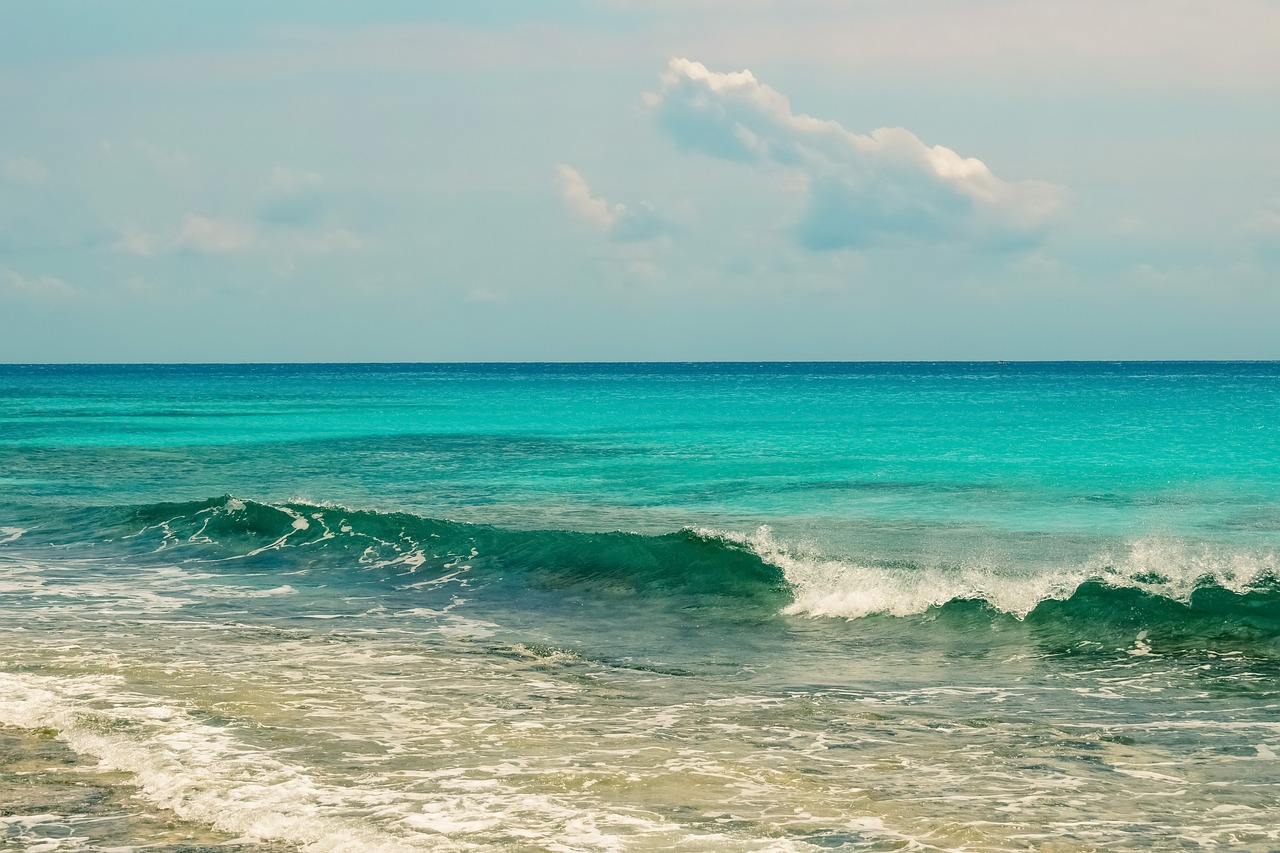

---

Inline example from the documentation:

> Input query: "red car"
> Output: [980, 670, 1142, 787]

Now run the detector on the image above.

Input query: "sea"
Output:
[1, 362, 1277, 852]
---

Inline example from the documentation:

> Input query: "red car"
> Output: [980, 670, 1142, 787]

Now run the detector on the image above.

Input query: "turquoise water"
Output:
[1, 363, 1278, 851]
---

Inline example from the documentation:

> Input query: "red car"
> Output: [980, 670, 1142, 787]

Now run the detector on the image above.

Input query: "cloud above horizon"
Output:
[1, 266, 74, 301]
[556, 165, 668, 242]
[115, 214, 256, 257]
[647, 58, 1065, 250]
[3, 156, 48, 185]
[3, 3, 1278, 361]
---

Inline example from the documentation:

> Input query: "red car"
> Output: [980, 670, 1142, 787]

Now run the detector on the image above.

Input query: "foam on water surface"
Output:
[0, 674, 442, 852]
[0, 655, 935, 852]
[718, 525, 1280, 619]
[2, 574, 1279, 853]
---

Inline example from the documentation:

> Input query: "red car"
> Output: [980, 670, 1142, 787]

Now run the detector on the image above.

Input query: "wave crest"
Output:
[13, 496, 1280, 642]
[84, 496, 790, 606]
[707, 525, 1278, 620]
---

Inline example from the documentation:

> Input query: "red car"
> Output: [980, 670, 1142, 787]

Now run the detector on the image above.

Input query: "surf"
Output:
[6, 496, 1277, 654]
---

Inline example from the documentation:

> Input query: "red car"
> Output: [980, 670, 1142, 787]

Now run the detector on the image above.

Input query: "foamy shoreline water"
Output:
[0, 723, 293, 852]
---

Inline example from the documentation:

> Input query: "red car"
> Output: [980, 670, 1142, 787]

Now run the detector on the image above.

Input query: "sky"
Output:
[2, 0, 1279, 361]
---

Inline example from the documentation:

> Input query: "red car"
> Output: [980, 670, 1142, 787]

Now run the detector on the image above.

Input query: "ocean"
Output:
[1, 362, 1277, 851]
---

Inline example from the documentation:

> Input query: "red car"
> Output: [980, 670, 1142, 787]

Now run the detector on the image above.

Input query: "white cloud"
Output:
[647, 58, 1065, 249]
[1, 267, 75, 300]
[556, 164, 669, 242]
[3, 157, 49, 184]
[114, 223, 160, 257]
[114, 215, 256, 256]
[557, 165, 623, 231]
[113, 215, 366, 262]
[175, 214, 257, 254]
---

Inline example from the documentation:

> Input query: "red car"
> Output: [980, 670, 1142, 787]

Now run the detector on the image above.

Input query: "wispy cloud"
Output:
[556, 164, 669, 242]
[114, 223, 161, 257]
[1, 267, 75, 300]
[3, 157, 49, 184]
[113, 215, 257, 256]
[647, 58, 1064, 250]
[114, 214, 364, 260]
[174, 214, 256, 254]
[557, 165, 621, 231]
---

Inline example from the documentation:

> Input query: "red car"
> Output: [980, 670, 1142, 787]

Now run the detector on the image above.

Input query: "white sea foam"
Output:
[702, 526, 1277, 620]
[0, 663, 769, 853]
[190, 583, 298, 599]
[0, 672, 433, 852]
[0, 526, 27, 544]
[3, 620, 1270, 852]
[0, 555, 199, 616]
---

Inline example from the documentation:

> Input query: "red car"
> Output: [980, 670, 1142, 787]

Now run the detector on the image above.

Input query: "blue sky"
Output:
[2, 1, 1278, 361]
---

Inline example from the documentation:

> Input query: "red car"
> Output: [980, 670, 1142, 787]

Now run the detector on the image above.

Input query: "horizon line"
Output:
[4, 359, 1280, 367]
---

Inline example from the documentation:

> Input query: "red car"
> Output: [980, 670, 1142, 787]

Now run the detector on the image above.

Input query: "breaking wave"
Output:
[9, 496, 1280, 646]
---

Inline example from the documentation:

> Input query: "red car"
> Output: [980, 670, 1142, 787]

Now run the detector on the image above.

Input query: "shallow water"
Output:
[1, 363, 1278, 850]
[0, 724, 288, 852]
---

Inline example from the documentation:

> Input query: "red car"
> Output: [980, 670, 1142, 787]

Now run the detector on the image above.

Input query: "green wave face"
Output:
[1022, 581, 1280, 655]
[63, 496, 793, 609]
[16, 495, 1279, 659]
